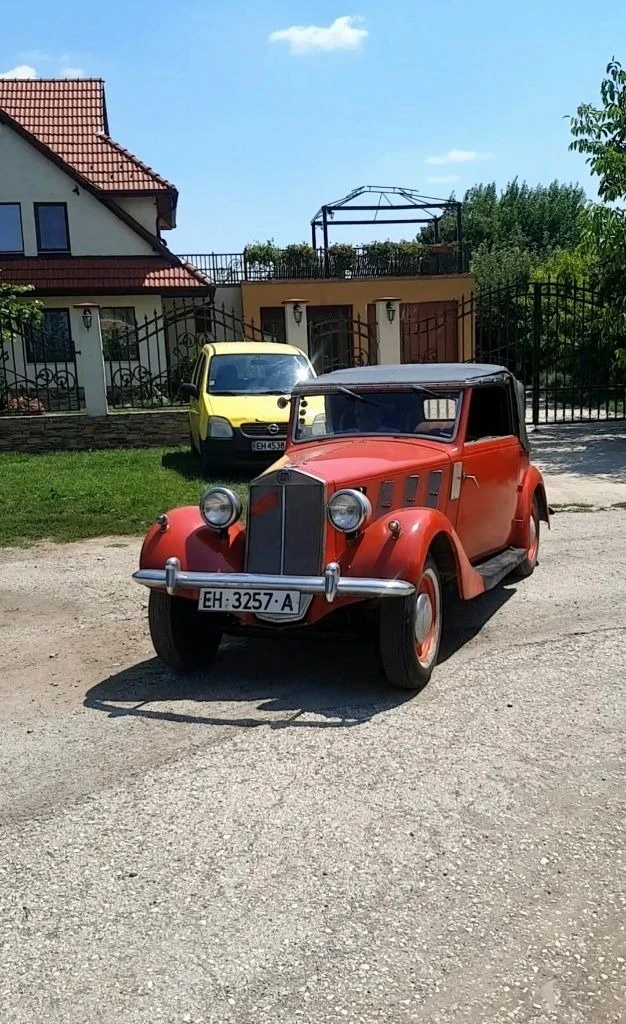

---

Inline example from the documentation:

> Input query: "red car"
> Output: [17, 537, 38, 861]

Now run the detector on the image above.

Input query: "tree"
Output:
[0, 279, 42, 325]
[419, 179, 588, 290]
[570, 58, 626, 365]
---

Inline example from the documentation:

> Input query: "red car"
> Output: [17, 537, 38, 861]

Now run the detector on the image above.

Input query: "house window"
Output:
[194, 305, 213, 337]
[34, 203, 70, 253]
[25, 309, 74, 363]
[101, 307, 139, 360]
[0, 203, 24, 253]
[260, 306, 286, 343]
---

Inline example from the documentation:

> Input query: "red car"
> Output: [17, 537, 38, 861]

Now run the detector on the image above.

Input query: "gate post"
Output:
[72, 304, 108, 417]
[531, 283, 542, 427]
[281, 299, 310, 355]
[374, 298, 401, 364]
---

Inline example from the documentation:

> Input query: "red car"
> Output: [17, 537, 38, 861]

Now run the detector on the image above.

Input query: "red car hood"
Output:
[278, 436, 452, 488]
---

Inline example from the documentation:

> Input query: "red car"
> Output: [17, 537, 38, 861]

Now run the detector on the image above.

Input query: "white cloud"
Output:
[60, 67, 86, 77]
[427, 174, 460, 184]
[0, 64, 38, 79]
[269, 15, 368, 55]
[427, 149, 494, 166]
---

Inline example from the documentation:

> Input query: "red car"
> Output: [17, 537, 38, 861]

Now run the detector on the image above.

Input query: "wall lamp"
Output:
[293, 303, 303, 325]
[386, 301, 396, 324]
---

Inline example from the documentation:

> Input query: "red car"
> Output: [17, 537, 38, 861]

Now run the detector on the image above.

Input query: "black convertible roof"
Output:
[294, 362, 513, 394]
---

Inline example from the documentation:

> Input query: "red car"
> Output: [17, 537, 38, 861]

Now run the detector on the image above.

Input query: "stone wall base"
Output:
[0, 411, 190, 453]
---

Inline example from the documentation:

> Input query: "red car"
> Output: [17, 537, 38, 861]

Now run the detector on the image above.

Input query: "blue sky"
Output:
[1, 1, 624, 253]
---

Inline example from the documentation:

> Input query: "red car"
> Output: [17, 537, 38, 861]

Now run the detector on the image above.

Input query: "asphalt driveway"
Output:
[1, 509, 625, 1023]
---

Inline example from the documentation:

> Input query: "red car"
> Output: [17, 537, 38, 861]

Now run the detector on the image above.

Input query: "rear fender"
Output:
[346, 508, 486, 600]
[139, 506, 246, 586]
[510, 466, 550, 549]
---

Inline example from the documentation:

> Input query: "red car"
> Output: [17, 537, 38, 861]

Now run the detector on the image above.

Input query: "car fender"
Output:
[139, 506, 246, 581]
[346, 508, 486, 600]
[510, 465, 550, 549]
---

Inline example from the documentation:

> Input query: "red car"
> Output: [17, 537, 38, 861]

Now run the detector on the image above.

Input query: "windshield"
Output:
[207, 353, 313, 396]
[293, 388, 462, 442]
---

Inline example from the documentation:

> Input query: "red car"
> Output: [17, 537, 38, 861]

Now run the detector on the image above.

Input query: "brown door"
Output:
[400, 301, 458, 363]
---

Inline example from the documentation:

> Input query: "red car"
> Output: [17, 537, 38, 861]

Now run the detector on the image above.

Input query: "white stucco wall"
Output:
[114, 196, 158, 234]
[0, 123, 156, 256]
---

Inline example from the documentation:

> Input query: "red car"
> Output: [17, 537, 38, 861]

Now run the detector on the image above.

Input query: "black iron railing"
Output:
[179, 244, 469, 283]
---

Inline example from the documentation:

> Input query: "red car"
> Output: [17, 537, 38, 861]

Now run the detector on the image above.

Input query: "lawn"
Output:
[0, 447, 247, 547]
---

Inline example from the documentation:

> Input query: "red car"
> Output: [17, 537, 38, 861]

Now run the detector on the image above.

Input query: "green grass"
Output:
[0, 447, 247, 547]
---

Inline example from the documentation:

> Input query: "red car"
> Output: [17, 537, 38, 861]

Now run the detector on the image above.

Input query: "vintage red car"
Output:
[133, 363, 550, 691]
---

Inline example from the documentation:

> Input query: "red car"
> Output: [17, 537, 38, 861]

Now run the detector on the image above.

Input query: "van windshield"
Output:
[294, 388, 462, 441]
[208, 353, 313, 396]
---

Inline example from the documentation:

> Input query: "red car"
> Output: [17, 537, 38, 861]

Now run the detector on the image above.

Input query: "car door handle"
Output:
[462, 473, 480, 487]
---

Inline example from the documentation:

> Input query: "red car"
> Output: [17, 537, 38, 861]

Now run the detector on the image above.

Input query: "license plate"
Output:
[198, 588, 301, 615]
[251, 440, 285, 452]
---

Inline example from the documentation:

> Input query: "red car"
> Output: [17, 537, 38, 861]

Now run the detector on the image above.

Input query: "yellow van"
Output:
[182, 341, 316, 472]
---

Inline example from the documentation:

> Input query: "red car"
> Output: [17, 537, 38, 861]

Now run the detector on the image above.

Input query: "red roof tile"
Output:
[0, 257, 212, 295]
[0, 79, 174, 195]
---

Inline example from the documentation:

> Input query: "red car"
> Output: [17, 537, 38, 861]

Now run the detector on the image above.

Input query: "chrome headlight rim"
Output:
[199, 486, 242, 530]
[327, 488, 372, 534]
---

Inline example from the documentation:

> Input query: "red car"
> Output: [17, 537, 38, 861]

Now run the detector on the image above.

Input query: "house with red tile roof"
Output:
[0, 77, 214, 400]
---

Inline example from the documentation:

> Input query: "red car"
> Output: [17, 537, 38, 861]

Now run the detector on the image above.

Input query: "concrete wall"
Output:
[0, 122, 155, 256]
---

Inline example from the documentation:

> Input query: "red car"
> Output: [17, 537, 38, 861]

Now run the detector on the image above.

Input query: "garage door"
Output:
[400, 301, 458, 363]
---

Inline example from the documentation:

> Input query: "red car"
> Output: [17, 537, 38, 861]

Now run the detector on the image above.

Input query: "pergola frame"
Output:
[310, 185, 463, 254]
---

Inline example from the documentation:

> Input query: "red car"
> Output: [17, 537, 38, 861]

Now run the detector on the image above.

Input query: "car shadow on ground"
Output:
[84, 584, 515, 730]
[161, 450, 257, 485]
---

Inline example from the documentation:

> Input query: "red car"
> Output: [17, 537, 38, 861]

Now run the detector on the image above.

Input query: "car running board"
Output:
[473, 547, 528, 591]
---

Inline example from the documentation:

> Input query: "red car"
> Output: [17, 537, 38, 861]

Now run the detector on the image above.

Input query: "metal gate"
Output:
[307, 314, 378, 375]
[474, 281, 626, 425]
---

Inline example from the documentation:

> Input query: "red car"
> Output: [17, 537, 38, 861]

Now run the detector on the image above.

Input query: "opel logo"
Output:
[268, 423, 279, 435]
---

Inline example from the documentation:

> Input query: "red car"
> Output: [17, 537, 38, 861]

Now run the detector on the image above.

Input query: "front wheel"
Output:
[379, 555, 443, 691]
[148, 591, 222, 672]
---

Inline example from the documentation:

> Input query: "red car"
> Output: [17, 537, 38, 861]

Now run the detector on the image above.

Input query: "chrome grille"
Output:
[240, 422, 288, 438]
[245, 469, 325, 576]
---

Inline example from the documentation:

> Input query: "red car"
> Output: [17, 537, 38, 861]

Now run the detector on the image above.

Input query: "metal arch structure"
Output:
[310, 185, 463, 252]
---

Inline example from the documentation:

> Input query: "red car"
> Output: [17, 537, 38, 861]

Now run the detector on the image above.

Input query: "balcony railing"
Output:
[179, 245, 469, 285]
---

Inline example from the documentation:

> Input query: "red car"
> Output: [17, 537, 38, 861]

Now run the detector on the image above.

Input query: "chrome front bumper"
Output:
[132, 557, 415, 604]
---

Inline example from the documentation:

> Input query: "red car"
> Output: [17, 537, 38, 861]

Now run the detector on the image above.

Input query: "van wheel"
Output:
[379, 555, 443, 691]
[148, 591, 222, 672]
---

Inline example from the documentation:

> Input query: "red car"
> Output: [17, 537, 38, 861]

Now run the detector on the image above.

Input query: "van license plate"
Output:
[198, 589, 301, 614]
[251, 440, 285, 452]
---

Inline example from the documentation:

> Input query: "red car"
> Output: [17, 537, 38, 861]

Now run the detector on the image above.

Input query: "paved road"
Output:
[1, 511, 625, 1023]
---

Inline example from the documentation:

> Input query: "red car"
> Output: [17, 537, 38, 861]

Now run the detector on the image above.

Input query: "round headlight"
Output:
[200, 487, 242, 530]
[327, 489, 371, 533]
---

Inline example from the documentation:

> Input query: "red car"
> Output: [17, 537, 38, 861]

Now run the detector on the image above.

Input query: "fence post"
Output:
[374, 298, 401, 364]
[73, 304, 108, 417]
[531, 283, 542, 427]
[281, 300, 310, 355]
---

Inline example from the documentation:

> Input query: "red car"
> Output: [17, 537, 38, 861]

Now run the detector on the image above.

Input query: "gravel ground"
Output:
[1, 511, 625, 1024]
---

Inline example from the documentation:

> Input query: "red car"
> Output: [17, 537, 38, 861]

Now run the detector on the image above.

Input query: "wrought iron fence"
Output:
[0, 312, 84, 415]
[307, 314, 378, 375]
[180, 244, 469, 283]
[105, 300, 289, 410]
[400, 281, 626, 424]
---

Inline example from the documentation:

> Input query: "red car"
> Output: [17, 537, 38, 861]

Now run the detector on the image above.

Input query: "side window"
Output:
[465, 385, 514, 442]
[191, 355, 205, 390]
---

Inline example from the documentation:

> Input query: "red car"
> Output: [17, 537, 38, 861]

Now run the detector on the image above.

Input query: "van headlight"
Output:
[207, 416, 234, 438]
[200, 487, 242, 529]
[327, 489, 371, 533]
